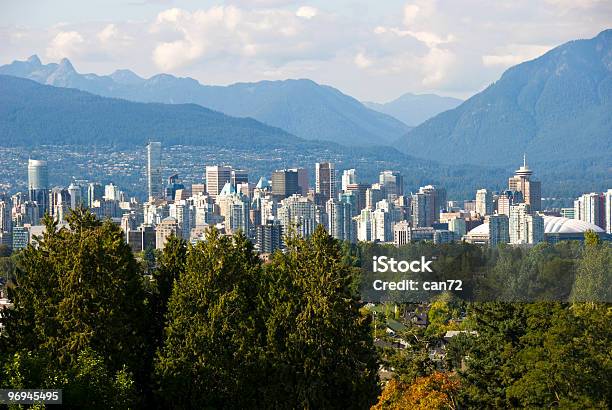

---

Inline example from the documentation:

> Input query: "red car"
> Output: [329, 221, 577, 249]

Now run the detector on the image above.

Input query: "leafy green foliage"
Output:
[0, 208, 148, 407]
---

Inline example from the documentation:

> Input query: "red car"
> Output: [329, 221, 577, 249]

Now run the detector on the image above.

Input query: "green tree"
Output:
[262, 225, 379, 409]
[571, 235, 611, 302]
[1, 209, 149, 407]
[154, 228, 265, 408]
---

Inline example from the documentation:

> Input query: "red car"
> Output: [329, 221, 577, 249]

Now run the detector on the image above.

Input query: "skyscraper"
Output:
[315, 162, 336, 202]
[28, 159, 49, 217]
[418, 185, 446, 221]
[508, 155, 541, 211]
[379, 170, 404, 197]
[475, 189, 493, 216]
[606, 189, 612, 234]
[205, 166, 232, 199]
[574, 192, 606, 230]
[488, 214, 510, 246]
[87, 183, 104, 208]
[146, 142, 163, 200]
[341, 169, 357, 192]
[411, 192, 435, 228]
[271, 169, 299, 199]
[509, 203, 543, 245]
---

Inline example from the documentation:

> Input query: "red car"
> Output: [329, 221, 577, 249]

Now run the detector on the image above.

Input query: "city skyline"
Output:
[1, 149, 609, 254]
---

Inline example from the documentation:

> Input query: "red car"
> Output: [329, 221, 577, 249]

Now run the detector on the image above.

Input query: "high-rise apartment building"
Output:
[606, 189, 612, 234]
[28, 159, 49, 217]
[278, 194, 317, 238]
[509, 203, 544, 245]
[475, 189, 493, 216]
[205, 166, 232, 199]
[411, 192, 435, 228]
[418, 185, 446, 221]
[379, 170, 404, 197]
[146, 142, 163, 200]
[488, 214, 510, 246]
[508, 155, 541, 211]
[315, 162, 336, 202]
[326, 198, 354, 242]
[574, 192, 606, 230]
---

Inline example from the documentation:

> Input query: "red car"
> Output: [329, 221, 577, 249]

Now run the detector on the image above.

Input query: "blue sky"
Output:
[1, 0, 610, 101]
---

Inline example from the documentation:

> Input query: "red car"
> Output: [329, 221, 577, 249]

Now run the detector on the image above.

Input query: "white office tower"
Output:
[476, 189, 493, 216]
[372, 208, 393, 242]
[574, 192, 606, 230]
[104, 183, 121, 201]
[67, 183, 82, 210]
[278, 194, 317, 238]
[146, 142, 163, 200]
[28, 159, 49, 217]
[488, 214, 510, 246]
[341, 169, 357, 192]
[509, 204, 544, 245]
[206, 166, 232, 199]
[326, 199, 354, 242]
[356, 209, 373, 242]
[50, 188, 70, 223]
[606, 189, 612, 234]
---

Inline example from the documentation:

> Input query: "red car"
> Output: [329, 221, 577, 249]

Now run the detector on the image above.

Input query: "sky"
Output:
[1, 0, 611, 101]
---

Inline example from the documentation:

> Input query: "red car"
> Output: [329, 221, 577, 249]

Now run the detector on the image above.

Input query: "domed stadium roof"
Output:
[543, 216, 604, 234]
[466, 216, 605, 236]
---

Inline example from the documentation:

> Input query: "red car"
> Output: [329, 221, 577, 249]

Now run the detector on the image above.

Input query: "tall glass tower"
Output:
[146, 142, 162, 200]
[28, 159, 49, 218]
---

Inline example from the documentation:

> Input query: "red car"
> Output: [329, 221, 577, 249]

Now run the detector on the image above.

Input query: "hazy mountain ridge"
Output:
[0, 57, 409, 146]
[0, 75, 296, 148]
[397, 29, 612, 167]
[364, 93, 463, 127]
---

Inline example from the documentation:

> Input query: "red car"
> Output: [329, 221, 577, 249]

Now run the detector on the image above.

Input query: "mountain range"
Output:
[0, 75, 294, 149]
[364, 93, 463, 127]
[398, 29, 612, 167]
[0, 56, 409, 146]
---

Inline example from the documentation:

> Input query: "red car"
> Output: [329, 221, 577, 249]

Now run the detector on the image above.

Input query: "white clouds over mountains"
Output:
[1, 1, 610, 100]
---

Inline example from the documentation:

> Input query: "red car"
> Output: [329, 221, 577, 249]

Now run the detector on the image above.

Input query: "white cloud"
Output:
[296, 6, 318, 19]
[46, 31, 84, 59]
[354, 52, 372, 68]
[482, 44, 552, 68]
[403, 0, 436, 27]
[421, 47, 455, 85]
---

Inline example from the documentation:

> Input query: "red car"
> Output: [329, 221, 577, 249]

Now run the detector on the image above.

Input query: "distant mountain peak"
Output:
[397, 29, 612, 167]
[27, 55, 41, 65]
[110, 69, 143, 85]
[58, 58, 75, 72]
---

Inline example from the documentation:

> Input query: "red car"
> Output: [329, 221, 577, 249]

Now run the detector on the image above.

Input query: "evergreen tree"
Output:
[154, 228, 266, 408]
[1, 208, 149, 407]
[262, 225, 379, 409]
